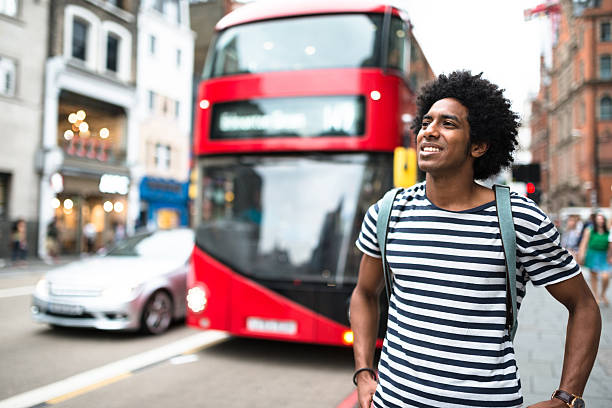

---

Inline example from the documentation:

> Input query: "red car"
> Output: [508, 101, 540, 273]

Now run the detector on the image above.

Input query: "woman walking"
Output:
[579, 213, 610, 306]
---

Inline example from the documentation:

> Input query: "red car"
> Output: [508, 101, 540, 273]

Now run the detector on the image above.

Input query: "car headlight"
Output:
[35, 279, 49, 297]
[102, 284, 141, 301]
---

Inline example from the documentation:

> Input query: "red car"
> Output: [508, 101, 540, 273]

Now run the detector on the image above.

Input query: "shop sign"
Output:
[99, 174, 129, 195]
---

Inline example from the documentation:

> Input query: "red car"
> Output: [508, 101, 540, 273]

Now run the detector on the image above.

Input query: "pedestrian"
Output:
[350, 71, 601, 408]
[83, 221, 96, 253]
[45, 217, 60, 262]
[10, 218, 27, 264]
[578, 213, 610, 306]
[560, 214, 583, 258]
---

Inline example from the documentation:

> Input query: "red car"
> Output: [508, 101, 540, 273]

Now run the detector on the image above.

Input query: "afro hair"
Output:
[411, 71, 520, 181]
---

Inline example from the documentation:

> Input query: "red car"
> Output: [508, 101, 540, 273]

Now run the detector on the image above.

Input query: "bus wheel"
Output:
[141, 290, 173, 335]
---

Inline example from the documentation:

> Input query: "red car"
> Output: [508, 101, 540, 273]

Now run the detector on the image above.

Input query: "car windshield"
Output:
[106, 229, 194, 259]
[206, 14, 384, 77]
[195, 154, 391, 283]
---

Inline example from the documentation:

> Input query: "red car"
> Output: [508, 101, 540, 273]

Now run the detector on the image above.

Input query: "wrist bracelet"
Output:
[353, 367, 377, 386]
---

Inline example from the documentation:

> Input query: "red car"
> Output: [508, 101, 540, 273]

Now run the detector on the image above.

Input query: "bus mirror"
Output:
[393, 147, 417, 188]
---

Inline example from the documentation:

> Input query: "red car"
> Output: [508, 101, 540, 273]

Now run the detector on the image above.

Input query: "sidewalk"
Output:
[0, 256, 79, 276]
[515, 270, 612, 407]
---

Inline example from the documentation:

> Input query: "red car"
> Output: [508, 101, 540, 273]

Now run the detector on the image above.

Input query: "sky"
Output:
[396, 0, 552, 121]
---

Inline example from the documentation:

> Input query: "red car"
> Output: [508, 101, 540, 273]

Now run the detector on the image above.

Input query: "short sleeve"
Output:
[519, 214, 581, 287]
[355, 199, 383, 259]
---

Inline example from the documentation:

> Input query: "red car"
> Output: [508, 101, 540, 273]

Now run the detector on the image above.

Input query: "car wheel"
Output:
[141, 290, 173, 335]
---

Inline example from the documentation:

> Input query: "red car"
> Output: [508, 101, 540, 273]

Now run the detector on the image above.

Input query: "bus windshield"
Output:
[195, 154, 391, 282]
[206, 14, 386, 77]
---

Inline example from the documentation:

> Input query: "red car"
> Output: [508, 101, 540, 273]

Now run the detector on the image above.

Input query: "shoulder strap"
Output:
[376, 188, 402, 304]
[493, 184, 518, 342]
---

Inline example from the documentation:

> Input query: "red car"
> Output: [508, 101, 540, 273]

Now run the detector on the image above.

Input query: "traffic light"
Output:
[512, 163, 540, 183]
[526, 182, 541, 204]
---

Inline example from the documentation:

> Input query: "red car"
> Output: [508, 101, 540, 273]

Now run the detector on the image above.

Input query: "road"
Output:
[0, 264, 356, 407]
[3, 261, 610, 407]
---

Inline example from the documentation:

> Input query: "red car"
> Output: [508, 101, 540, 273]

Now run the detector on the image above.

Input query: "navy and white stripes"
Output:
[355, 182, 580, 408]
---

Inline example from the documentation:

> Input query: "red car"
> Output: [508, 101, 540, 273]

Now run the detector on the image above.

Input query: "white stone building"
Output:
[0, 0, 49, 260]
[136, 0, 194, 229]
[38, 0, 139, 256]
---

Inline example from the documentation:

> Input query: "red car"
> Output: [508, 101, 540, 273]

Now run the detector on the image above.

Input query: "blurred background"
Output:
[0, 0, 612, 260]
[1, 0, 611, 261]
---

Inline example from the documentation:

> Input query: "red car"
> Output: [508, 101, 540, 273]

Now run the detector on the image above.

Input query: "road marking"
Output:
[0, 330, 229, 408]
[46, 373, 133, 405]
[0, 286, 34, 299]
[169, 354, 199, 365]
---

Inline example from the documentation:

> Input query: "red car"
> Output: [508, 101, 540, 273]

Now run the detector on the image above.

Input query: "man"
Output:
[350, 71, 601, 408]
[560, 214, 583, 258]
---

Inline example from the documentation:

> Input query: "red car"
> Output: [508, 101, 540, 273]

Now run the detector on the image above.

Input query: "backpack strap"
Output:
[493, 184, 518, 342]
[376, 188, 402, 304]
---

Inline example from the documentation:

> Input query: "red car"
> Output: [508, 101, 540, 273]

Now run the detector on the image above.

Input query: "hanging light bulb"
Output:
[79, 122, 89, 132]
[114, 201, 124, 213]
[64, 130, 74, 140]
[76, 110, 86, 121]
[99, 128, 110, 139]
[68, 113, 78, 124]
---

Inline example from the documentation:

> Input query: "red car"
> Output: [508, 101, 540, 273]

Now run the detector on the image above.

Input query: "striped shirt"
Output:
[355, 182, 580, 408]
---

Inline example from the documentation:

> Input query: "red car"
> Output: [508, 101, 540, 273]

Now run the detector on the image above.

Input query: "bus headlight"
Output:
[187, 286, 207, 313]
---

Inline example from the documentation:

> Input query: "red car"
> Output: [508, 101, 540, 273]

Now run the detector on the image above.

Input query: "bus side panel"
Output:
[189, 247, 352, 346]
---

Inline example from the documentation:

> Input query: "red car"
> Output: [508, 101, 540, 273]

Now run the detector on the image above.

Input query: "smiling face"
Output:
[416, 98, 487, 179]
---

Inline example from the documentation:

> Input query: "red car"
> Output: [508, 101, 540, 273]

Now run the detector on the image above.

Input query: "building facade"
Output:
[532, 0, 612, 213]
[137, 0, 194, 229]
[0, 0, 49, 260]
[39, 0, 139, 256]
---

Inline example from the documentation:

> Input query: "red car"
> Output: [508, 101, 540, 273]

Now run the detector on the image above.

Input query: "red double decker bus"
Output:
[186, 0, 433, 346]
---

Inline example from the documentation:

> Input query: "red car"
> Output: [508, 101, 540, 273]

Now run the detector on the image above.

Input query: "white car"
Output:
[31, 228, 194, 335]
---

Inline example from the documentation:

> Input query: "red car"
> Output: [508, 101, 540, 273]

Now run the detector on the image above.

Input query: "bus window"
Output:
[207, 14, 387, 77]
[387, 18, 408, 74]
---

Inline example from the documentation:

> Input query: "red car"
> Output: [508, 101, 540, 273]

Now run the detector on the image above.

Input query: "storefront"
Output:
[139, 177, 188, 229]
[52, 172, 129, 254]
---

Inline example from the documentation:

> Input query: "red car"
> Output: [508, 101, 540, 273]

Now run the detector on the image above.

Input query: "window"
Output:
[0, 173, 9, 219]
[0, 0, 17, 17]
[601, 96, 612, 120]
[106, 34, 120, 72]
[107, 0, 123, 8]
[175, 100, 180, 118]
[148, 90, 155, 110]
[0, 56, 16, 97]
[176, 49, 181, 67]
[602, 22, 611, 42]
[149, 35, 156, 55]
[163, 0, 180, 24]
[155, 144, 171, 170]
[72, 19, 88, 61]
[600, 55, 611, 79]
[208, 14, 386, 78]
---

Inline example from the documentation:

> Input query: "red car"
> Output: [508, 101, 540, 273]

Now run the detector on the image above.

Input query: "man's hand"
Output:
[527, 398, 570, 407]
[355, 371, 377, 408]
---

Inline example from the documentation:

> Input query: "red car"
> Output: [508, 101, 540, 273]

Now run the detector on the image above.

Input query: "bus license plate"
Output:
[48, 303, 83, 316]
[246, 317, 297, 335]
